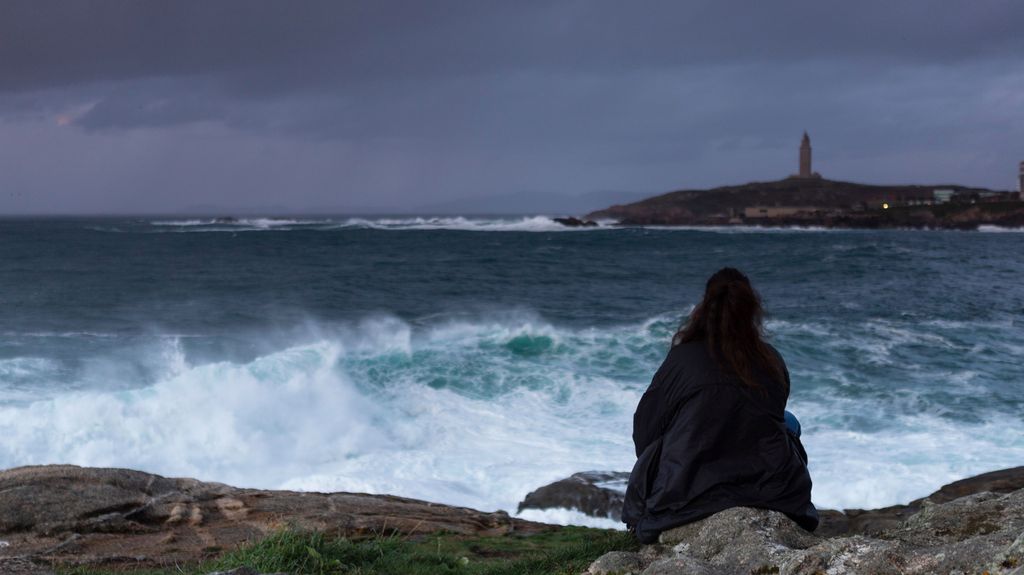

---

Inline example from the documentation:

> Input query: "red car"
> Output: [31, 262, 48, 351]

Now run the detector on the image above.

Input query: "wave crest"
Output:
[144, 216, 607, 233]
[1, 312, 1023, 516]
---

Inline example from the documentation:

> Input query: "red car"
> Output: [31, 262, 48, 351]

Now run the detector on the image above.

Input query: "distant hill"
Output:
[585, 177, 1006, 225]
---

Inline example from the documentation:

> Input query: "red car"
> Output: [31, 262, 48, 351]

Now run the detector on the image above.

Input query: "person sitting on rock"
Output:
[622, 267, 818, 543]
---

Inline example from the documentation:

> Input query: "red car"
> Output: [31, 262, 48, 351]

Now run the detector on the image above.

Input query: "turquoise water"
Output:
[0, 217, 1022, 524]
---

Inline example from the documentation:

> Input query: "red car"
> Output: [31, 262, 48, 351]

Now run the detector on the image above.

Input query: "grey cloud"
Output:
[4, 0, 1023, 136]
[0, 1, 1022, 214]
[3, 0, 1023, 94]
[73, 80, 227, 131]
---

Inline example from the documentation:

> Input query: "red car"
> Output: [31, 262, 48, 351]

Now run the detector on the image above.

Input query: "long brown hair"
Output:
[673, 267, 786, 389]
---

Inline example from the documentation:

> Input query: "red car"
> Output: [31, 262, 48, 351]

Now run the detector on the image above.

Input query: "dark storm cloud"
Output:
[0, 1, 1022, 213]
[4, 0, 1023, 92]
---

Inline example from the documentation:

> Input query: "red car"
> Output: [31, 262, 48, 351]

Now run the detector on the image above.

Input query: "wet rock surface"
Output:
[0, 465, 552, 570]
[553, 216, 599, 227]
[585, 486, 1024, 574]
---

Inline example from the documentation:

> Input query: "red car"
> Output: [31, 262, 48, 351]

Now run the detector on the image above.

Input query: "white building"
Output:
[933, 189, 955, 204]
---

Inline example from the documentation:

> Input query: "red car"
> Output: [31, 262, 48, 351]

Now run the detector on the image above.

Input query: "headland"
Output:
[583, 134, 1024, 230]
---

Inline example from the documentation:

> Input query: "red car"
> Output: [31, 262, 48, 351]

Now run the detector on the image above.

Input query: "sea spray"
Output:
[1, 311, 1022, 519]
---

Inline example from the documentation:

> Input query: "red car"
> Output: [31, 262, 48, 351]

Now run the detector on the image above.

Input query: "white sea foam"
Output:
[977, 225, 1024, 233]
[152, 218, 328, 228]
[797, 404, 1024, 509]
[0, 342, 396, 486]
[0, 313, 1021, 523]
[331, 216, 605, 232]
[0, 320, 644, 518]
[126, 219, 1024, 234]
[146, 218, 334, 233]
[0, 357, 59, 379]
[144, 216, 610, 233]
[515, 508, 625, 530]
[0, 358, 63, 402]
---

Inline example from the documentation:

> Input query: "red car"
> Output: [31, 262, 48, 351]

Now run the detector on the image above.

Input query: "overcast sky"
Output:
[1, 1, 1022, 214]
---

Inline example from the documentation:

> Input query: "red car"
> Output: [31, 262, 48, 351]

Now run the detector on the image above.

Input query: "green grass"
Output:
[59, 526, 639, 575]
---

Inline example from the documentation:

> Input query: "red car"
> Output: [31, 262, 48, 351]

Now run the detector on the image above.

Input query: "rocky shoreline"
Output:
[523, 466, 1024, 574]
[577, 206, 1024, 230]
[2, 465, 1023, 574]
[0, 465, 552, 574]
[577, 176, 1024, 230]
[518, 466, 1024, 538]
[584, 491, 1024, 575]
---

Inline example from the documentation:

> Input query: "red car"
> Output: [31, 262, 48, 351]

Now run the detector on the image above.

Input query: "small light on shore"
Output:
[882, 203, 889, 209]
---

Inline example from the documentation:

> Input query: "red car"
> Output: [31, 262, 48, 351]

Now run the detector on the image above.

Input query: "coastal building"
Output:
[933, 189, 955, 204]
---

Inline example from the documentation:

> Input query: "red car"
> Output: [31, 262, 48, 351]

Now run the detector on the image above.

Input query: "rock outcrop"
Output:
[0, 465, 551, 570]
[520, 466, 1024, 537]
[554, 216, 599, 227]
[5, 464, 1024, 574]
[518, 471, 629, 521]
[586, 487, 1024, 574]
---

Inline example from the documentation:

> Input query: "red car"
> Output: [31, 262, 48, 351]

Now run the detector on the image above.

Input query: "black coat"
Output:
[622, 341, 818, 543]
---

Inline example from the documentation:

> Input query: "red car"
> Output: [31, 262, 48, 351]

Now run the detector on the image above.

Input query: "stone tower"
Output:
[1019, 161, 1024, 194]
[799, 132, 812, 178]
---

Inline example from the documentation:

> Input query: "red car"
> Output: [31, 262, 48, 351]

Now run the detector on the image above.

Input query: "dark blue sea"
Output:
[1, 216, 1022, 525]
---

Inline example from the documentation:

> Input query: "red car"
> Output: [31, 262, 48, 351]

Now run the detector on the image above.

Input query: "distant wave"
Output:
[147, 218, 838, 233]
[330, 216, 607, 232]
[977, 225, 1024, 233]
[150, 218, 331, 230]
[116, 219, 1024, 234]
[144, 216, 611, 233]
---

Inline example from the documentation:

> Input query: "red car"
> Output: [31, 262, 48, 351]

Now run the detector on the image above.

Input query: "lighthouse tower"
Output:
[799, 132, 812, 178]
[1019, 161, 1024, 194]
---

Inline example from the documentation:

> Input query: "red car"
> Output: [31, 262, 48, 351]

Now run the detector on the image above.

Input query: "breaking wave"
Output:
[2, 311, 1023, 519]
[150, 217, 331, 230]
[977, 225, 1024, 233]
[144, 216, 610, 233]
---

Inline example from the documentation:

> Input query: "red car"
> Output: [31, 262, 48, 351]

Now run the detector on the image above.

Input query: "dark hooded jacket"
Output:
[622, 340, 818, 543]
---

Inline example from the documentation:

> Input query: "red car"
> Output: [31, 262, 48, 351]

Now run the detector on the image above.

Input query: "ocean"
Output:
[1, 216, 1022, 528]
